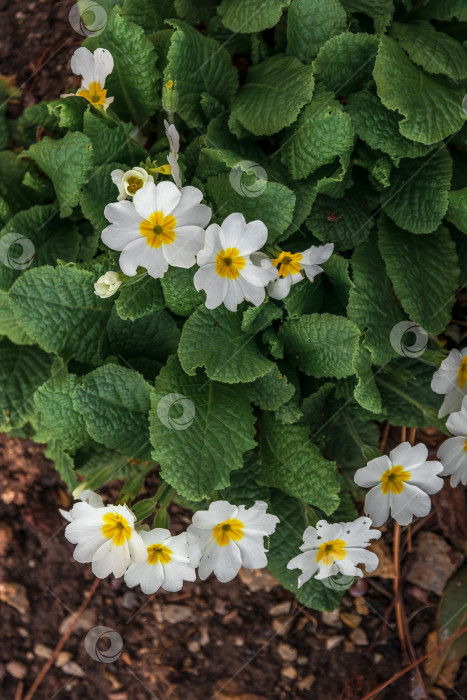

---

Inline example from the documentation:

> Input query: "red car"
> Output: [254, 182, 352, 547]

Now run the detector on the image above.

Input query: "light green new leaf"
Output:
[390, 21, 467, 80]
[149, 356, 256, 499]
[164, 20, 238, 127]
[259, 413, 339, 513]
[378, 215, 459, 335]
[373, 36, 466, 145]
[22, 132, 93, 218]
[83, 111, 147, 167]
[250, 365, 295, 411]
[287, 0, 347, 62]
[218, 0, 291, 32]
[340, 0, 394, 33]
[85, 8, 160, 123]
[116, 276, 166, 320]
[161, 266, 205, 317]
[313, 32, 379, 95]
[0, 339, 52, 432]
[282, 84, 355, 180]
[446, 188, 467, 235]
[35, 373, 90, 453]
[230, 55, 314, 136]
[73, 365, 153, 461]
[279, 313, 360, 378]
[179, 305, 273, 382]
[9, 265, 113, 365]
[381, 148, 452, 234]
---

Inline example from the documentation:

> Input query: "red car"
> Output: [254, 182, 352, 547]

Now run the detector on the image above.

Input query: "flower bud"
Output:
[162, 78, 178, 116]
[94, 271, 125, 298]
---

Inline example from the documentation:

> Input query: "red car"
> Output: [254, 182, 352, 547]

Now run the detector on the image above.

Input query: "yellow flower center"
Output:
[101, 512, 132, 546]
[215, 247, 246, 279]
[125, 175, 144, 195]
[212, 518, 244, 546]
[458, 356, 467, 389]
[139, 211, 177, 248]
[380, 464, 411, 495]
[77, 81, 107, 107]
[165, 80, 174, 89]
[273, 251, 302, 278]
[147, 543, 172, 565]
[316, 539, 347, 566]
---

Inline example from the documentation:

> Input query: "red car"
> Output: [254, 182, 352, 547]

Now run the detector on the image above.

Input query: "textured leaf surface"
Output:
[35, 373, 90, 453]
[286, 0, 347, 62]
[161, 266, 205, 317]
[352, 345, 382, 414]
[218, 0, 291, 32]
[280, 313, 360, 378]
[413, 0, 467, 21]
[0, 290, 32, 344]
[313, 32, 379, 95]
[250, 366, 295, 411]
[116, 276, 166, 320]
[73, 365, 152, 460]
[149, 356, 256, 499]
[340, 0, 394, 32]
[179, 305, 273, 382]
[446, 188, 467, 235]
[378, 216, 459, 335]
[230, 55, 314, 136]
[44, 441, 78, 491]
[307, 184, 374, 251]
[80, 162, 128, 231]
[373, 36, 466, 145]
[83, 112, 147, 167]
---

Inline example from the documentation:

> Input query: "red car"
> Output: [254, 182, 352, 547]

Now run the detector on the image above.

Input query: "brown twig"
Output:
[379, 421, 390, 452]
[408, 427, 417, 445]
[23, 578, 100, 700]
[393, 521, 407, 656]
[400, 426, 407, 443]
[358, 624, 467, 700]
[15, 682, 24, 700]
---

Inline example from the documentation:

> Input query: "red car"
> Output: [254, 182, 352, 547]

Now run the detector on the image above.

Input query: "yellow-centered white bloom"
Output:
[194, 213, 277, 312]
[102, 180, 211, 279]
[267, 243, 334, 300]
[354, 442, 444, 527]
[124, 528, 198, 594]
[59, 489, 104, 523]
[65, 502, 146, 579]
[187, 500, 279, 583]
[61, 47, 114, 110]
[111, 167, 154, 201]
[438, 396, 467, 487]
[164, 119, 182, 189]
[431, 348, 467, 417]
[287, 517, 381, 586]
[94, 271, 125, 298]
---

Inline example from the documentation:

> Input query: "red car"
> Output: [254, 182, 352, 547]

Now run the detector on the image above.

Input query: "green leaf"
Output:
[259, 413, 339, 513]
[279, 313, 360, 378]
[346, 89, 433, 160]
[83, 111, 146, 167]
[80, 161, 127, 231]
[340, 0, 394, 33]
[0, 151, 42, 215]
[175, 0, 218, 25]
[9, 265, 113, 365]
[47, 98, 88, 131]
[390, 21, 467, 80]
[230, 55, 314, 136]
[250, 365, 295, 410]
[378, 216, 459, 335]
[161, 266, 205, 317]
[413, 0, 467, 21]
[85, 8, 160, 123]
[218, 0, 291, 32]
[435, 564, 467, 673]
[348, 236, 404, 365]
[281, 84, 355, 180]
[23, 132, 93, 218]
[116, 276, 165, 320]
[241, 299, 282, 334]
[35, 373, 90, 453]
[0, 339, 52, 431]
[164, 20, 238, 128]
[352, 345, 382, 413]
[149, 355, 256, 499]
[287, 0, 347, 61]
[123, 0, 164, 31]
[446, 188, 467, 235]
[179, 305, 273, 383]
[0, 204, 81, 291]
[373, 36, 466, 145]
[73, 364, 153, 461]
[44, 441, 78, 491]
[0, 289, 32, 344]
[313, 32, 379, 95]
[284, 276, 324, 319]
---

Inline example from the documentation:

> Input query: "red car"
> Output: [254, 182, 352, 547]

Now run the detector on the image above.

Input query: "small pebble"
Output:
[297, 673, 316, 691]
[6, 661, 27, 679]
[61, 661, 85, 677]
[277, 642, 297, 663]
[325, 635, 344, 650]
[350, 628, 368, 646]
[55, 652, 72, 668]
[281, 664, 297, 680]
[187, 641, 200, 653]
[339, 612, 362, 629]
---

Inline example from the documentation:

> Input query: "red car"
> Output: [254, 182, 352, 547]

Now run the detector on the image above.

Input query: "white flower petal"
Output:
[132, 181, 159, 219]
[431, 349, 462, 394]
[70, 47, 95, 86]
[408, 461, 444, 494]
[345, 547, 379, 573]
[163, 225, 204, 268]
[354, 455, 391, 488]
[389, 442, 428, 469]
[439, 387, 466, 418]
[194, 264, 227, 309]
[363, 485, 390, 527]
[236, 535, 268, 569]
[125, 561, 164, 594]
[301, 243, 334, 267]
[438, 436, 467, 479]
[102, 201, 143, 250]
[119, 238, 168, 278]
[390, 483, 431, 526]
[191, 501, 239, 528]
[445, 398, 467, 436]
[217, 212, 247, 249]
[92, 539, 131, 579]
[92, 48, 114, 87]
[224, 278, 248, 311]
[196, 224, 222, 266]
[267, 276, 292, 300]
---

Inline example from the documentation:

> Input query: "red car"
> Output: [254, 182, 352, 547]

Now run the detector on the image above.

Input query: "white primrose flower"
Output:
[431, 348, 467, 417]
[164, 119, 182, 189]
[287, 517, 381, 587]
[59, 489, 104, 523]
[65, 502, 146, 579]
[437, 396, 467, 487]
[111, 167, 154, 201]
[187, 500, 279, 583]
[124, 528, 198, 594]
[102, 180, 212, 279]
[354, 442, 444, 527]
[267, 243, 334, 301]
[61, 47, 114, 110]
[194, 213, 277, 312]
[94, 271, 125, 298]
